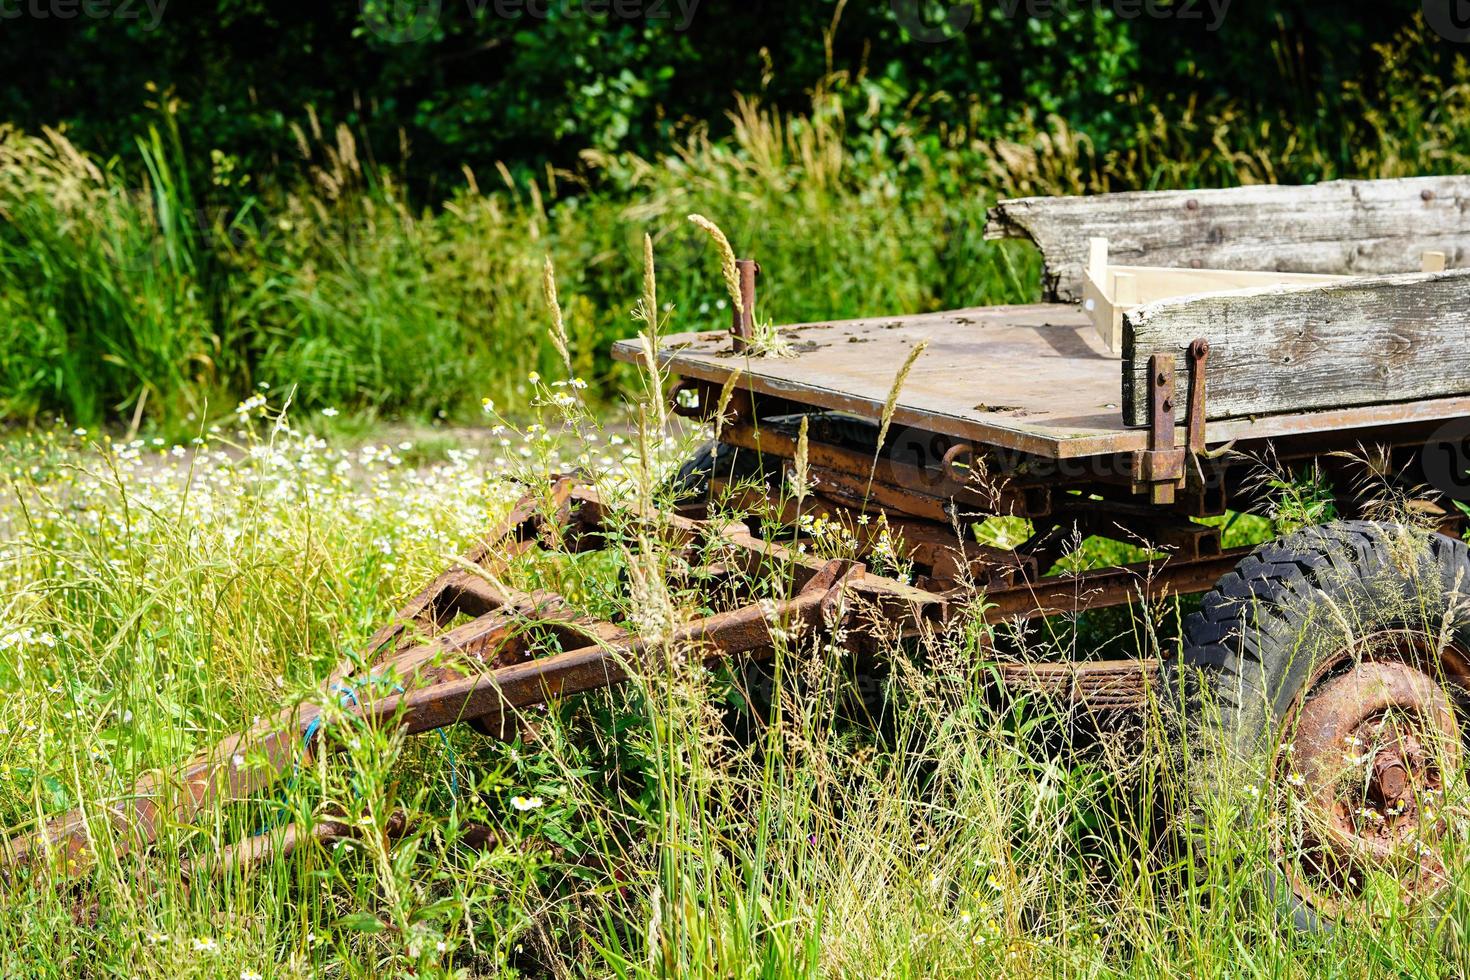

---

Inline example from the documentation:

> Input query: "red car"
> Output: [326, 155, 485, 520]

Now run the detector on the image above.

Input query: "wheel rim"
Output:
[1275, 631, 1469, 918]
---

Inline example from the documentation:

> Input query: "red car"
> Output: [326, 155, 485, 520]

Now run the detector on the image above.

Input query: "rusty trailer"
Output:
[14, 175, 1470, 925]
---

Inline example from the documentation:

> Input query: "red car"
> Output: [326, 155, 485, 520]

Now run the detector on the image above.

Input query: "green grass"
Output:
[2, 366, 1470, 977]
[0, 93, 1039, 435]
[6, 19, 1470, 977]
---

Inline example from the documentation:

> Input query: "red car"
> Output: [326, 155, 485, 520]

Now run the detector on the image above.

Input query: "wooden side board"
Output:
[1121, 269, 1470, 426]
[1081, 232, 1353, 352]
[986, 177, 1470, 303]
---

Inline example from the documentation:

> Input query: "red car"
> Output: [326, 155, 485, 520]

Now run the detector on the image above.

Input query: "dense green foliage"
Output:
[3, 3, 1470, 429]
[0, 0, 1438, 193]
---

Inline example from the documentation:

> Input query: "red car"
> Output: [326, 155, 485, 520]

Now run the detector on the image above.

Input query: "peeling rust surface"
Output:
[1277, 635, 1470, 917]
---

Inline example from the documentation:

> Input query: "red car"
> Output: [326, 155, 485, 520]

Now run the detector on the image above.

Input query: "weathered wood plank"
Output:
[1121, 269, 1470, 426]
[612, 304, 1138, 459]
[614, 302, 1470, 458]
[986, 177, 1470, 302]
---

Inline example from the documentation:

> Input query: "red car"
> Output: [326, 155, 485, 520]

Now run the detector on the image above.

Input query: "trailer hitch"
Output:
[1132, 338, 1210, 505]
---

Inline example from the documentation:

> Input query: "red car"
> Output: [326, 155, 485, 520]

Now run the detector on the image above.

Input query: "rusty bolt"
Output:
[1156, 371, 1168, 386]
[1189, 258, 1203, 268]
[1373, 755, 1410, 805]
[1422, 188, 1436, 201]
[1163, 398, 1174, 412]
[1189, 338, 1210, 359]
[1185, 198, 1199, 211]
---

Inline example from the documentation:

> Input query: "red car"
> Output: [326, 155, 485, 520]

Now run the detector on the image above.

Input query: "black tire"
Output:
[666, 440, 772, 502]
[669, 423, 896, 735]
[1172, 520, 1470, 928]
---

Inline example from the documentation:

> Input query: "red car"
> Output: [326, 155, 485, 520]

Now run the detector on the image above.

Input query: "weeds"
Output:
[2, 229, 1469, 975]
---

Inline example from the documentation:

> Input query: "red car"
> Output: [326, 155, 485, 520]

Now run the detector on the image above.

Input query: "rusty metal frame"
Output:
[21, 305, 1460, 886]
[1131, 339, 1212, 504]
[5, 467, 1258, 881]
[16, 212, 1470, 902]
[0, 479, 921, 879]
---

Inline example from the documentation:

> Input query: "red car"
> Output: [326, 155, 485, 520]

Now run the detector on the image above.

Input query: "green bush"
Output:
[0, 1, 1437, 196]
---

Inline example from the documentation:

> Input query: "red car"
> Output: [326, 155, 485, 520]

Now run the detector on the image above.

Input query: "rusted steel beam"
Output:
[339, 480, 578, 678]
[1048, 496, 1223, 561]
[579, 478, 1231, 623]
[3, 479, 1236, 886]
[1185, 339, 1210, 453]
[2, 703, 323, 878]
[572, 485, 946, 625]
[976, 548, 1247, 621]
[1133, 354, 1185, 504]
[194, 810, 407, 880]
[392, 559, 866, 737]
[713, 481, 1034, 589]
[720, 421, 1049, 518]
[882, 517, 1036, 588]
[3, 552, 875, 881]
[185, 810, 503, 881]
[2, 485, 581, 878]
[386, 588, 630, 690]
[731, 259, 758, 352]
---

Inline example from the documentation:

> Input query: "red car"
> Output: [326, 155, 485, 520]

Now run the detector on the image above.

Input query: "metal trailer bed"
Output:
[14, 175, 1470, 926]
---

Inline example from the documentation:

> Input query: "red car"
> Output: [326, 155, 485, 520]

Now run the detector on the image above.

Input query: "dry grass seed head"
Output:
[626, 535, 677, 647]
[863, 340, 928, 495]
[635, 240, 668, 434]
[641, 232, 658, 330]
[711, 367, 743, 445]
[876, 340, 927, 453]
[541, 255, 573, 376]
[687, 213, 743, 311]
[792, 416, 811, 505]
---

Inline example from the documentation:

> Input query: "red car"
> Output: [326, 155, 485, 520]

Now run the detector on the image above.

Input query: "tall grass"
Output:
[1, 228, 1469, 975]
[4, 24, 1469, 431]
[0, 107, 231, 426]
[2, 423, 1468, 975]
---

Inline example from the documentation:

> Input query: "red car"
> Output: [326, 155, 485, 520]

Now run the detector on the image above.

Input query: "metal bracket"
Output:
[1131, 338, 1210, 505]
[1185, 339, 1208, 451]
[731, 259, 759, 352]
[668, 379, 753, 427]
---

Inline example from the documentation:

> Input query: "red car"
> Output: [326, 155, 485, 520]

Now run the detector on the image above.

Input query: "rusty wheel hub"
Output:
[1278, 648, 1464, 916]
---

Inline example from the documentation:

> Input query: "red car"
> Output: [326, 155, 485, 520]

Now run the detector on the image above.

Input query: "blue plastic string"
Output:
[256, 676, 458, 835]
